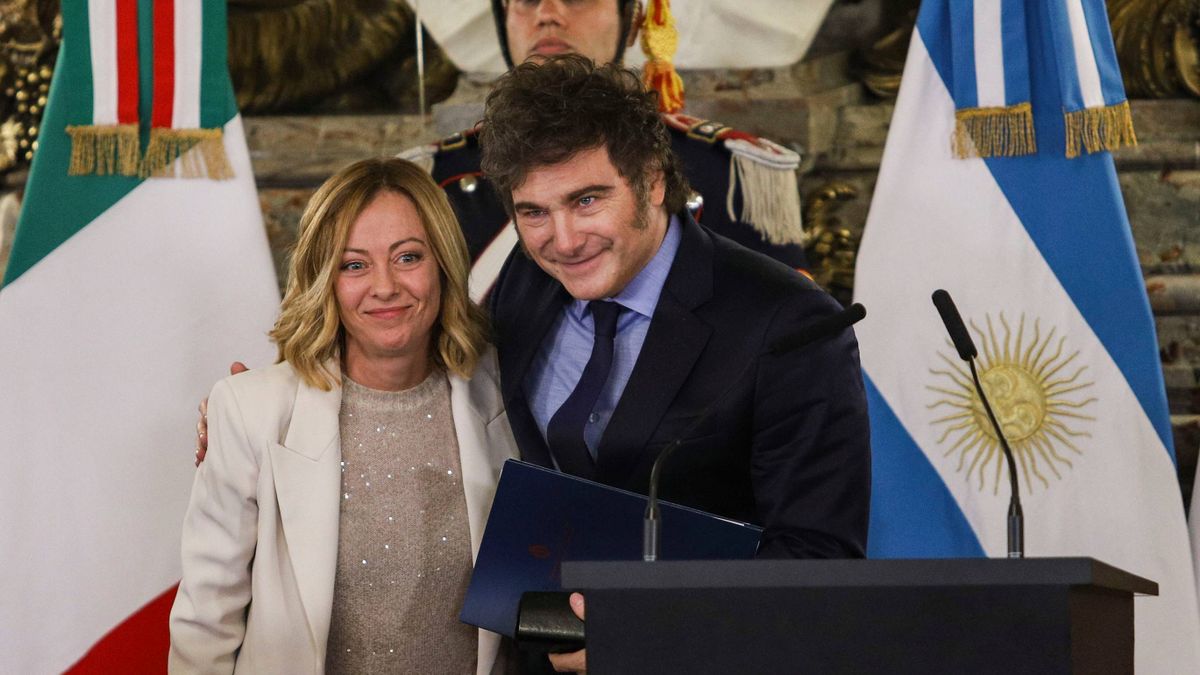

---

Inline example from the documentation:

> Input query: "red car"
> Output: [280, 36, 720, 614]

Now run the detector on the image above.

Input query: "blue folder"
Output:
[460, 459, 763, 636]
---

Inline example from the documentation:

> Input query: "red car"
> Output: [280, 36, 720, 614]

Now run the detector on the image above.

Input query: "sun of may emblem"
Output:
[927, 313, 1097, 493]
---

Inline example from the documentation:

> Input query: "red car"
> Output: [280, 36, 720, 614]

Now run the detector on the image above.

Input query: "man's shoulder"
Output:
[662, 112, 798, 165]
[661, 112, 805, 249]
[397, 127, 483, 183]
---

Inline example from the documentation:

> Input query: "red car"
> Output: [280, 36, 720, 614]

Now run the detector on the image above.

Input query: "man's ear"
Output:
[649, 169, 666, 207]
[626, 1, 644, 48]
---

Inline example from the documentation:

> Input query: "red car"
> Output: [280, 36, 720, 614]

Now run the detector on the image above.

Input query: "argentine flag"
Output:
[0, 1, 278, 670]
[854, 0, 1200, 671]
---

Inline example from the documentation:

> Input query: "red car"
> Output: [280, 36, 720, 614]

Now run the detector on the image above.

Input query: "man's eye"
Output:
[578, 196, 595, 207]
[520, 209, 547, 219]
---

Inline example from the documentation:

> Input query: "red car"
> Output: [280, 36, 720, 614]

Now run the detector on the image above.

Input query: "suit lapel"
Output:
[597, 214, 714, 486]
[270, 373, 342, 657]
[497, 255, 569, 468]
[498, 259, 569, 404]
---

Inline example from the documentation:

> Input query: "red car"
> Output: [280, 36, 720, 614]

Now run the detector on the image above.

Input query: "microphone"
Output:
[930, 290, 1024, 558]
[768, 303, 867, 355]
[643, 302, 867, 561]
[931, 290, 977, 360]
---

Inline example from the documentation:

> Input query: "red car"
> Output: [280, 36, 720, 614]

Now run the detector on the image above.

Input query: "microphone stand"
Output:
[968, 358, 1024, 558]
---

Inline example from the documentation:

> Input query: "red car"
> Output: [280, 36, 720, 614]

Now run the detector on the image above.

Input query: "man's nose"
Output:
[535, 0, 566, 24]
[550, 213, 585, 256]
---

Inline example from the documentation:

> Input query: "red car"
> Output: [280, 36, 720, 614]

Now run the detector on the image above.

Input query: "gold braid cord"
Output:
[640, 0, 684, 113]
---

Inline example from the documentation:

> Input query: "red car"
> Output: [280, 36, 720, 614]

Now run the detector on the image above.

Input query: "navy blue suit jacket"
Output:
[489, 213, 870, 559]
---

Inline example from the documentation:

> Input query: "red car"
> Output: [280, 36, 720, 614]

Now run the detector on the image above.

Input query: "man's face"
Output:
[511, 146, 667, 301]
[505, 0, 624, 65]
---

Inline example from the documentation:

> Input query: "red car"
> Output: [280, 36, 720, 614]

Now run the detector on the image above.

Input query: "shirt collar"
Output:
[569, 214, 682, 321]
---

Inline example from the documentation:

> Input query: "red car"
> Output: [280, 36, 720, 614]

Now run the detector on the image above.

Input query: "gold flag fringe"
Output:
[141, 128, 232, 179]
[1063, 100, 1136, 159]
[66, 124, 140, 176]
[952, 102, 1037, 159]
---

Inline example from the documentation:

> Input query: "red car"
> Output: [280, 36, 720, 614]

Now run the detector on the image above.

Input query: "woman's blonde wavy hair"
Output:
[269, 158, 489, 390]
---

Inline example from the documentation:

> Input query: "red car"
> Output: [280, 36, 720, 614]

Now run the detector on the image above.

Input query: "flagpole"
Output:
[415, 0, 427, 122]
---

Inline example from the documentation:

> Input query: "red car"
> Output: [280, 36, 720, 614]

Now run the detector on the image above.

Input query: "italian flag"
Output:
[0, 1, 279, 670]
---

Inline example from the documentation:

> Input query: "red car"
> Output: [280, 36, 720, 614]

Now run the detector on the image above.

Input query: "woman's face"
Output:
[336, 190, 442, 374]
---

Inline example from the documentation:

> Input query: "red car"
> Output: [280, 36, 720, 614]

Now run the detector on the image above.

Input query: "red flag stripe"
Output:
[151, 0, 175, 129]
[64, 584, 177, 674]
[115, 0, 139, 125]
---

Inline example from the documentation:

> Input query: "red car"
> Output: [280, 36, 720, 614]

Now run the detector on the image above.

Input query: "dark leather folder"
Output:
[460, 459, 762, 637]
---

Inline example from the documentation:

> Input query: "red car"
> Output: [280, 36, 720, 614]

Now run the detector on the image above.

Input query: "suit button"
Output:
[459, 175, 478, 193]
[588, 413, 599, 424]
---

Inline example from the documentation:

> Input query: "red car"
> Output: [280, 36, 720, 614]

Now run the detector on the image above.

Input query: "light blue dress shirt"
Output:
[523, 216, 683, 457]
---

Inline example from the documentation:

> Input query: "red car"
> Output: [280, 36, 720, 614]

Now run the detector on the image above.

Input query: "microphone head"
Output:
[931, 289, 978, 361]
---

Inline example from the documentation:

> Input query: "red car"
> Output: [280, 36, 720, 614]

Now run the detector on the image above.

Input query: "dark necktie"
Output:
[546, 301, 622, 480]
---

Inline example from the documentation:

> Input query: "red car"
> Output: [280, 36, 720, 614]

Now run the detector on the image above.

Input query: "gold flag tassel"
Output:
[65, 124, 140, 176]
[640, 0, 684, 114]
[1063, 100, 1136, 159]
[952, 102, 1037, 159]
[141, 128, 233, 179]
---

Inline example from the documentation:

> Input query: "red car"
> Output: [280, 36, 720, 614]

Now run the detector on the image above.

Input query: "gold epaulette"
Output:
[662, 112, 804, 245]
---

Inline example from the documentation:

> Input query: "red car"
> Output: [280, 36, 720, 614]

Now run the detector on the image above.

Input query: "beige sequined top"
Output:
[324, 371, 478, 674]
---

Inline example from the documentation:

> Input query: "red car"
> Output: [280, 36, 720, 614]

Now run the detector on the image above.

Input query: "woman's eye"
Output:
[397, 252, 422, 265]
[341, 261, 365, 271]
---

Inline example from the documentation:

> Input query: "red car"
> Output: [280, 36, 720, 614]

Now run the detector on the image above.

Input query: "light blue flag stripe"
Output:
[917, 0, 1175, 461]
[948, 1, 978, 109]
[1040, 0, 1087, 112]
[865, 376, 985, 558]
[1000, 0, 1030, 106]
[1078, 0, 1127, 105]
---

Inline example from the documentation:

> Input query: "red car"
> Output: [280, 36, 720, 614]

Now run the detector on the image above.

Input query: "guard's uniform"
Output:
[401, 113, 807, 298]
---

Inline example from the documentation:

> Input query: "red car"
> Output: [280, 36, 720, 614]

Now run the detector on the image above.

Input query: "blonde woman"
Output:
[169, 158, 517, 674]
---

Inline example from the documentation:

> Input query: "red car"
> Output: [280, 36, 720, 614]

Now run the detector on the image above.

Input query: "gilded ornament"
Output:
[802, 183, 860, 299]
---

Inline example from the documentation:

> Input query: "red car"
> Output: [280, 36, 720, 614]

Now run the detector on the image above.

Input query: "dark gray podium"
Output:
[561, 558, 1156, 674]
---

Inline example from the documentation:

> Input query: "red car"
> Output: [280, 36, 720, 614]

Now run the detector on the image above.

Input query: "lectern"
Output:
[561, 557, 1155, 674]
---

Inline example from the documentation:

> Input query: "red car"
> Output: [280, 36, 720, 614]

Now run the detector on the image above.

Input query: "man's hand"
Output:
[547, 593, 587, 673]
[194, 362, 249, 466]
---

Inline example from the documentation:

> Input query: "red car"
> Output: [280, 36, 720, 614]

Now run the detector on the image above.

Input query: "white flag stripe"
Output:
[0, 115, 279, 672]
[172, 0, 202, 129]
[1064, 0, 1105, 108]
[972, 0, 1006, 107]
[87, 0, 118, 125]
[857, 32, 1200, 671]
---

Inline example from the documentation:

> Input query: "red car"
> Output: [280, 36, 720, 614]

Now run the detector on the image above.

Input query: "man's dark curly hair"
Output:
[479, 54, 690, 218]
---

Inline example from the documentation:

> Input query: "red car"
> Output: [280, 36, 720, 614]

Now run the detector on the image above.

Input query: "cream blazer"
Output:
[169, 351, 517, 674]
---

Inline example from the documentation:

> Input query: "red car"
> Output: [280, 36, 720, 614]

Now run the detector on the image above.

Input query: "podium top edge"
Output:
[561, 557, 1158, 596]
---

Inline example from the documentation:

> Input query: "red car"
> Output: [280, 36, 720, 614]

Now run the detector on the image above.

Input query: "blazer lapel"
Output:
[269, 373, 342, 659]
[597, 214, 714, 487]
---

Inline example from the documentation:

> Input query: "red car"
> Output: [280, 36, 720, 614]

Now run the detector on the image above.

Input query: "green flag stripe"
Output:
[3, 0, 238, 288]
[200, 0, 237, 126]
[59, 0, 93, 126]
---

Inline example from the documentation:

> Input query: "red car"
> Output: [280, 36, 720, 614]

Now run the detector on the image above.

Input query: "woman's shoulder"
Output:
[210, 362, 306, 415]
